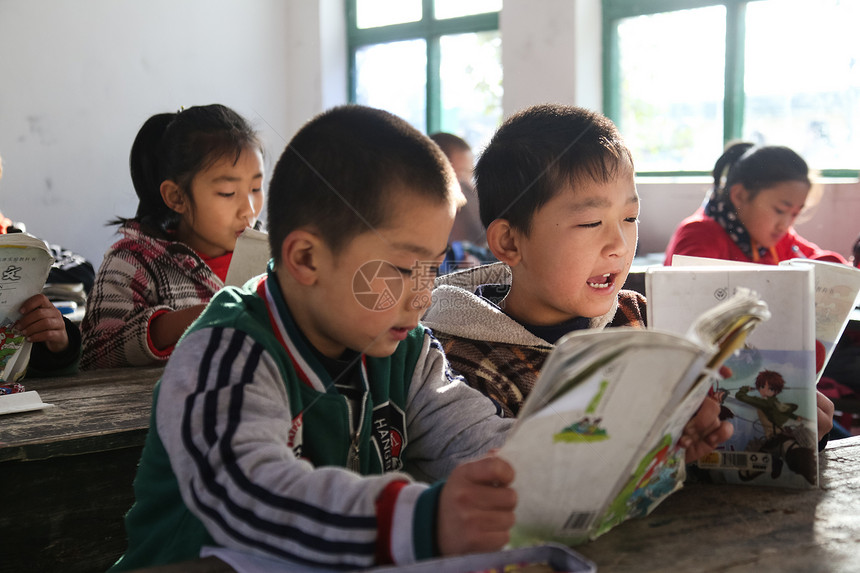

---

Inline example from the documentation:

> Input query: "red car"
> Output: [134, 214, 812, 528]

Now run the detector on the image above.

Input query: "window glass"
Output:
[356, 0, 421, 29]
[434, 0, 503, 20]
[744, 0, 860, 170]
[439, 31, 503, 151]
[617, 6, 726, 172]
[355, 40, 427, 132]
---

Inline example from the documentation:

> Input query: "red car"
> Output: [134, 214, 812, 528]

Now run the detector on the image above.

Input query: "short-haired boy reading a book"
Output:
[424, 104, 647, 418]
[110, 105, 730, 571]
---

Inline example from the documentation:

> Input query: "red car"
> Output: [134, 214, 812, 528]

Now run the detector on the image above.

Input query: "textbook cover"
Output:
[225, 227, 270, 287]
[671, 255, 860, 382]
[648, 263, 819, 489]
[500, 289, 769, 546]
[0, 233, 53, 383]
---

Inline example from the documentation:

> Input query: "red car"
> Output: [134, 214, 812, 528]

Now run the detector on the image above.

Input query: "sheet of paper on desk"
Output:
[225, 228, 270, 287]
[0, 390, 54, 415]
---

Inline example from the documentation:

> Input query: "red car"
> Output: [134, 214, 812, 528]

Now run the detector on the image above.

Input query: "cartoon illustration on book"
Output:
[0, 324, 26, 365]
[700, 349, 818, 488]
[555, 416, 608, 443]
[731, 370, 817, 485]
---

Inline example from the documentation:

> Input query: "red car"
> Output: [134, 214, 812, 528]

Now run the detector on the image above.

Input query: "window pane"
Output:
[355, 40, 427, 132]
[435, 0, 502, 20]
[439, 31, 503, 151]
[744, 0, 860, 171]
[356, 0, 421, 29]
[617, 6, 725, 172]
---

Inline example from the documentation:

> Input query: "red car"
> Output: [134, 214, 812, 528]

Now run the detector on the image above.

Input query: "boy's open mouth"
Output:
[586, 273, 614, 289]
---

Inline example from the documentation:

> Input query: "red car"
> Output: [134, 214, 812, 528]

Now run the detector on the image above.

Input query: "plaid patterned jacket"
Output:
[81, 222, 224, 369]
[422, 263, 647, 418]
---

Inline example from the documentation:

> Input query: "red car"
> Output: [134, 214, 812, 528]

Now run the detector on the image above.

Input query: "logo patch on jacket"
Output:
[371, 401, 407, 471]
[287, 413, 304, 458]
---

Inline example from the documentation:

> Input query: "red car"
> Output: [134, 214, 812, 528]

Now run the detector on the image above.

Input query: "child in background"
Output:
[429, 132, 495, 272]
[664, 142, 847, 266]
[663, 142, 838, 442]
[423, 104, 646, 418]
[81, 104, 264, 369]
[109, 105, 730, 570]
[0, 153, 81, 378]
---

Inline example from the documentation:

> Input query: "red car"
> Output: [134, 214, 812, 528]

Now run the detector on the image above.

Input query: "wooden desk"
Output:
[127, 437, 860, 573]
[0, 367, 163, 573]
[577, 435, 860, 572]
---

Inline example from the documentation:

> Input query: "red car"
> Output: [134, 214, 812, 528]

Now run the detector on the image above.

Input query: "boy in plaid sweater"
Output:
[424, 104, 646, 418]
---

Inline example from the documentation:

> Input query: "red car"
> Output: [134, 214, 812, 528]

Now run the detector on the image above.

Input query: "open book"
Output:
[499, 289, 770, 546]
[647, 258, 853, 489]
[0, 233, 53, 384]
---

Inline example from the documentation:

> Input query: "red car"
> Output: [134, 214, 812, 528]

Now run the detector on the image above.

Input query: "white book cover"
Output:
[647, 264, 818, 488]
[225, 228, 270, 287]
[672, 255, 860, 382]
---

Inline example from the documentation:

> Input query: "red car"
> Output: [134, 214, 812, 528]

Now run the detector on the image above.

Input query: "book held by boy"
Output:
[0, 233, 53, 385]
[647, 260, 830, 490]
[500, 289, 769, 546]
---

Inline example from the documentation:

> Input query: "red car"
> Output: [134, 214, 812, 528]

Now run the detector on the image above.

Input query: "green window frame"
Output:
[346, 0, 499, 135]
[602, 0, 859, 178]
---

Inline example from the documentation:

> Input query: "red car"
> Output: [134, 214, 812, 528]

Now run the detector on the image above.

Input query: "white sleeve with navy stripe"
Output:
[155, 327, 425, 569]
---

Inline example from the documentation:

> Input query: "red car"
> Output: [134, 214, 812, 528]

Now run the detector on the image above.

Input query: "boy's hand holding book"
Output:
[680, 393, 734, 462]
[437, 453, 517, 556]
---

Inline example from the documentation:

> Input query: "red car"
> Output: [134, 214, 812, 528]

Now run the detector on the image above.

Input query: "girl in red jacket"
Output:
[664, 142, 847, 266]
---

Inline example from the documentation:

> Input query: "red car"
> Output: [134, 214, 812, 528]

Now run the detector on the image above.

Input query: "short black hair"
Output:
[475, 104, 633, 234]
[267, 105, 458, 261]
[429, 132, 472, 158]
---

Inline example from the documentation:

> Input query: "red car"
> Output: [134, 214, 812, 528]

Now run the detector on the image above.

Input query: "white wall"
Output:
[0, 0, 347, 268]
[501, 0, 602, 115]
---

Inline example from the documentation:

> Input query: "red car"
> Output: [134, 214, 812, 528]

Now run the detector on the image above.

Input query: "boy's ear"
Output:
[160, 180, 187, 214]
[486, 218, 522, 267]
[280, 229, 322, 286]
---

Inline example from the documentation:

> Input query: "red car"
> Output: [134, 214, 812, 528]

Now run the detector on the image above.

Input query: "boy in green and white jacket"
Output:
[111, 105, 730, 571]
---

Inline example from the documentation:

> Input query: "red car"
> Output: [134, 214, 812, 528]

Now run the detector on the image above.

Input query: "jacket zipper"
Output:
[345, 390, 368, 472]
